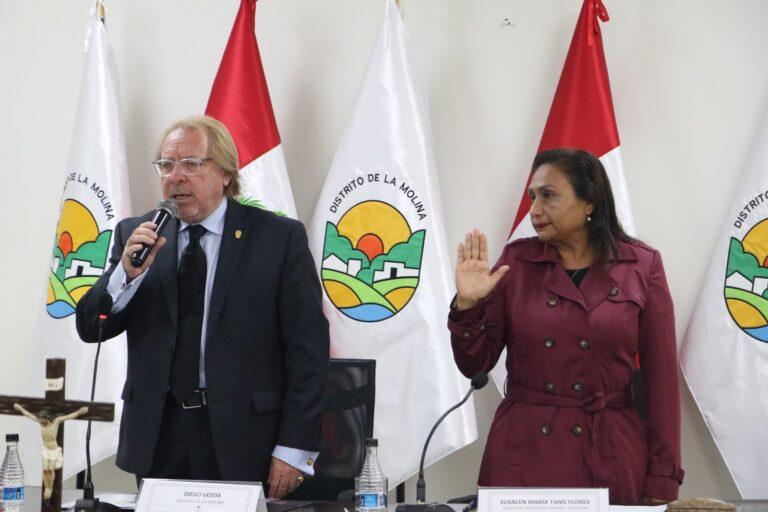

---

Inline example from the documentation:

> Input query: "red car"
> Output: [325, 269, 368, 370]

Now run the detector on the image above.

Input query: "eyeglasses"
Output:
[152, 157, 213, 177]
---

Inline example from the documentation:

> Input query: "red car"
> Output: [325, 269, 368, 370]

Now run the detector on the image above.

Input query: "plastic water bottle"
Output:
[1, 434, 25, 512]
[355, 438, 387, 512]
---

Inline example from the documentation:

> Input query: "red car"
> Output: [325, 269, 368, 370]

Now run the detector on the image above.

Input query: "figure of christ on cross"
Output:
[13, 403, 89, 500]
[0, 359, 114, 512]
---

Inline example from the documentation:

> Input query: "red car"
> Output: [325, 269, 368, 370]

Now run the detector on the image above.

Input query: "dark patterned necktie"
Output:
[170, 224, 207, 404]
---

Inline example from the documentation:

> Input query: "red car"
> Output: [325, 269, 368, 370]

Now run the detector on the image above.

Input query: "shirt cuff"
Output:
[107, 264, 147, 313]
[272, 446, 319, 476]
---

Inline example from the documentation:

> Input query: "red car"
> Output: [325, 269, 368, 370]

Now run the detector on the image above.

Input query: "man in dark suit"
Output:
[76, 116, 329, 498]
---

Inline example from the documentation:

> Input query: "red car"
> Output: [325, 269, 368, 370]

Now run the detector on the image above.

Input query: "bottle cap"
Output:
[6, 434, 18, 442]
[365, 438, 378, 447]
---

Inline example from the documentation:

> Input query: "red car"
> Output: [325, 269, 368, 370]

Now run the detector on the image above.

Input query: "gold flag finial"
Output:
[96, 0, 105, 21]
[395, 0, 401, 9]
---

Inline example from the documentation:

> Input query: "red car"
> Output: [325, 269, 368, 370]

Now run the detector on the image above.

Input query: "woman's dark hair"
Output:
[531, 148, 635, 265]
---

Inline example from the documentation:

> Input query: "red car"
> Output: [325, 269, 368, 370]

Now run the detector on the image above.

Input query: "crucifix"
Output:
[0, 358, 114, 512]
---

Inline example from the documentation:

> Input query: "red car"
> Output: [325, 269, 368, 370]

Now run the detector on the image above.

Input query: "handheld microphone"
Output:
[129, 199, 178, 268]
[76, 295, 122, 512]
[396, 372, 488, 512]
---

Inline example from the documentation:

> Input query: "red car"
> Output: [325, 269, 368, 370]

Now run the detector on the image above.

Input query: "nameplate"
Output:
[135, 479, 266, 512]
[478, 487, 609, 512]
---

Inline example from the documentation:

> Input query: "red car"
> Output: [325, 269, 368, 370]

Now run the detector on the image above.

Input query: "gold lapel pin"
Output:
[235, 229, 242, 239]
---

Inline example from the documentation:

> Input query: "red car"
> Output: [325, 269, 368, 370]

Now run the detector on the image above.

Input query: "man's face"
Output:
[159, 128, 229, 224]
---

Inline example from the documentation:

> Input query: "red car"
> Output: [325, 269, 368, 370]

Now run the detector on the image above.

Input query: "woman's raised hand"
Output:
[454, 229, 509, 310]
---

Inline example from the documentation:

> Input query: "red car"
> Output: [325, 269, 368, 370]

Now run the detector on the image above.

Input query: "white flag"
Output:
[680, 107, 768, 499]
[308, 0, 477, 488]
[29, 6, 131, 479]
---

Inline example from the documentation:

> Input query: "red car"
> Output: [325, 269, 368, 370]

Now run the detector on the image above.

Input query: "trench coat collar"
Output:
[514, 237, 639, 264]
[515, 238, 638, 313]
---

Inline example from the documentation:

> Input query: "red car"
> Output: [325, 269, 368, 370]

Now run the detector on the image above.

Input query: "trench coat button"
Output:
[609, 287, 619, 297]
[573, 382, 584, 393]
[579, 339, 590, 351]
[544, 338, 555, 349]
[157, 391, 166, 400]
[544, 382, 555, 393]
[463, 330, 471, 338]
[571, 425, 583, 436]
[546, 296, 559, 307]
[540, 424, 552, 436]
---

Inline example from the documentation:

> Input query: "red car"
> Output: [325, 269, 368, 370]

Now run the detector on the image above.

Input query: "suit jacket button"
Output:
[157, 391, 166, 400]
[573, 382, 584, 393]
[167, 344, 174, 352]
[544, 338, 555, 349]
[579, 339, 590, 351]
[540, 424, 552, 436]
[547, 296, 558, 307]
[609, 287, 619, 297]
[571, 425, 583, 436]
[544, 382, 555, 393]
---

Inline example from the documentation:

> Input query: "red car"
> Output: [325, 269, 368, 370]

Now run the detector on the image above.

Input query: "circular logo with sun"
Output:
[46, 199, 112, 319]
[724, 218, 768, 342]
[321, 200, 425, 322]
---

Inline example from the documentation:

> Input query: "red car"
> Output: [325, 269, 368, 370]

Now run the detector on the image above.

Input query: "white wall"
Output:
[2, 0, 765, 501]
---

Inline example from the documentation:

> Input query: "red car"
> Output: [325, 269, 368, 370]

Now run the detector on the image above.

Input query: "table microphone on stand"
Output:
[75, 294, 122, 512]
[396, 372, 489, 512]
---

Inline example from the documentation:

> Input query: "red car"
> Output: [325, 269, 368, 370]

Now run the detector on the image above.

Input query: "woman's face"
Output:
[528, 163, 593, 245]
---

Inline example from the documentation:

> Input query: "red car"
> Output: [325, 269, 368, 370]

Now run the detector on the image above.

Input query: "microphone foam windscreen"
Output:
[471, 372, 489, 390]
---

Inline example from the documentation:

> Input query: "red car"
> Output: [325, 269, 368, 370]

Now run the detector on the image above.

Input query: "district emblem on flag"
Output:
[321, 172, 427, 322]
[47, 183, 114, 319]
[320, 180, 426, 323]
[725, 215, 768, 343]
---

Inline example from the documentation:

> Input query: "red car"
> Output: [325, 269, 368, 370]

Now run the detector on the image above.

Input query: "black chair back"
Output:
[289, 358, 376, 501]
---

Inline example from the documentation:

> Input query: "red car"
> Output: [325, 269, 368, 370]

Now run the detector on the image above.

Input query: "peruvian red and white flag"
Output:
[206, 0, 296, 218]
[494, 0, 636, 389]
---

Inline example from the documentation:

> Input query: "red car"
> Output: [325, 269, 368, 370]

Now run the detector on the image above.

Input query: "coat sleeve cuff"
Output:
[642, 462, 684, 501]
[448, 294, 485, 322]
[447, 296, 486, 338]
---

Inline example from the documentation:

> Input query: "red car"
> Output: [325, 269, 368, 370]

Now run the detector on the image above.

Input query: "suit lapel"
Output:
[157, 216, 180, 333]
[206, 200, 249, 342]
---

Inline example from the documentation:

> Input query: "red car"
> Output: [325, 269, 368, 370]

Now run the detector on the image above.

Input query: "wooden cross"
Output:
[0, 358, 114, 512]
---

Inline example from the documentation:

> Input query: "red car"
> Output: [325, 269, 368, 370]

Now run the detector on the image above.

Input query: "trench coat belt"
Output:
[506, 383, 634, 482]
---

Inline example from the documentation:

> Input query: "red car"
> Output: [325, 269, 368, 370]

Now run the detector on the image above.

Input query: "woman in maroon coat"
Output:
[449, 149, 683, 504]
